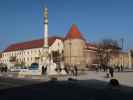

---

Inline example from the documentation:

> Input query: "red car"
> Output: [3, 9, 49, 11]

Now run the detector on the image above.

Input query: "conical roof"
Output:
[65, 24, 85, 40]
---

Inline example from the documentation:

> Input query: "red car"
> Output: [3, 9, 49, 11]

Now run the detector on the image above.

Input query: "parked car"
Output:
[10, 67, 21, 72]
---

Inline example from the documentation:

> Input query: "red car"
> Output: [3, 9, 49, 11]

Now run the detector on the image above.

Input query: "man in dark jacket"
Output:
[42, 66, 45, 75]
[74, 65, 78, 76]
[109, 67, 114, 77]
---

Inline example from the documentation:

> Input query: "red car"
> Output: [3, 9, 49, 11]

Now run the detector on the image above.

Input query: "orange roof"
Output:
[3, 36, 63, 52]
[65, 24, 85, 40]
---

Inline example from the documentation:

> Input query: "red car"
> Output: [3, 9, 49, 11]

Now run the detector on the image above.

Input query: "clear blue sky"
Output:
[0, 0, 133, 51]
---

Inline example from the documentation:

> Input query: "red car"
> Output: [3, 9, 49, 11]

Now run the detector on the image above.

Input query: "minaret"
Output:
[44, 6, 48, 48]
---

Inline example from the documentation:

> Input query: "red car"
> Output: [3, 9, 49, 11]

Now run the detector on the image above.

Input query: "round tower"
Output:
[64, 24, 86, 68]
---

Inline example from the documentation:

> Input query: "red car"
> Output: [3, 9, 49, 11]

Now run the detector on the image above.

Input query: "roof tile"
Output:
[65, 24, 85, 40]
[3, 37, 63, 52]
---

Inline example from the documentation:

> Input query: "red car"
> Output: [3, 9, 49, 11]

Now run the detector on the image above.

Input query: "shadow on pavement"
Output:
[0, 79, 133, 100]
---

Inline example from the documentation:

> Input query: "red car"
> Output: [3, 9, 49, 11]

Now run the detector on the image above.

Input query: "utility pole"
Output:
[69, 39, 72, 67]
[120, 38, 124, 67]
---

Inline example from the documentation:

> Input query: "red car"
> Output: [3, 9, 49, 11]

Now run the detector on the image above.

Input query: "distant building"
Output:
[1, 24, 133, 70]
[1, 37, 63, 67]
[64, 24, 97, 69]
[0, 52, 2, 63]
[0, 7, 133, 70]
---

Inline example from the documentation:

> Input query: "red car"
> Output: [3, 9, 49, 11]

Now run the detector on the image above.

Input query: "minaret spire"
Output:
[44, 6, 48, 48]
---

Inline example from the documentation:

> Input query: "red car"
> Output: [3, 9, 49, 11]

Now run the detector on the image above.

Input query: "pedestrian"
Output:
[106, 69, 110, 78]
[71, 66, 75, 76]
[103, 64, 106, 72]
[99, 64, 102, 71]
[74, 65, 78, 76]
[118, 66, 120, 72]
[120, 65, 123, 72]
[42, 66, 45, 75]
[64, 67, 69, 74]
[5, 66, 7, 72]
[44, 65, 47, 74]
[109, 67, 114, 77]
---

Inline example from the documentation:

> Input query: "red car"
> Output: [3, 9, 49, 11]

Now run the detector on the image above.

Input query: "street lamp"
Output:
[69, 39, 72, 67]
[120, 38, 124, 67]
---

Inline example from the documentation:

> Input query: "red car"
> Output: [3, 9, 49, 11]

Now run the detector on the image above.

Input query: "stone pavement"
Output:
[0, 71, 133, 87]
[49, 71, 133, 87]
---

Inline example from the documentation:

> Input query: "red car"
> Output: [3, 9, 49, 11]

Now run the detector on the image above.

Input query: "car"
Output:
[10, 67, 21, 72]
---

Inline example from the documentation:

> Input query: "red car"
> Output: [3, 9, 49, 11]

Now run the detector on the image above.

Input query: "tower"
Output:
[64, 24, 86, 68]
[39, 6, 49, 67]
[44, 6, 48, 48]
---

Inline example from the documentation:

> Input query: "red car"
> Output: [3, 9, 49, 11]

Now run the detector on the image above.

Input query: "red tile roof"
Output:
[65, 24, 85, 40]
[3, 36, 63, 52]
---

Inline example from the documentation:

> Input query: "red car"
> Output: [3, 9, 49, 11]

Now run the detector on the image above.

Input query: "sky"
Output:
[0, 0, 133, 51]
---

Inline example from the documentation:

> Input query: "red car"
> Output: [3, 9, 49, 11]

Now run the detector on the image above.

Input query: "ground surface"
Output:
[0, 71, 133, 99]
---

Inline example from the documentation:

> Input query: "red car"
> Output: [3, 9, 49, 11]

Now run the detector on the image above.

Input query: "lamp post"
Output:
[69, 39, 72, 67]
[120, 38, 124, 67]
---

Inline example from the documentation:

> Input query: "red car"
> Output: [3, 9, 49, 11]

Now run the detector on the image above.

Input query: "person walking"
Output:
[44, 65, 47, 74]
[42, 66, 45, 75]
[74, 65, 78, 76]
[109, 67, 114, 77]
[71, 66, 75, 76]
[5, 66, 7, 72]
[120, 65, 123, 72]
[64, 67, 69, 75]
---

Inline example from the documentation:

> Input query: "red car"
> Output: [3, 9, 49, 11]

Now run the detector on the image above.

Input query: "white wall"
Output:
[1, 39, 64, 68]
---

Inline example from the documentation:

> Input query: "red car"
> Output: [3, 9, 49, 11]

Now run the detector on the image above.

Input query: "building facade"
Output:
[1, 37, 63, 68]
[0, 7, 133, 70]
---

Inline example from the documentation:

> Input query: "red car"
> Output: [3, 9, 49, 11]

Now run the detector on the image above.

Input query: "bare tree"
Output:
[96, 39, 121, 71]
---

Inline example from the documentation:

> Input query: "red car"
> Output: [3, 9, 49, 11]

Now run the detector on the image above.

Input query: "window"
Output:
[38, 50, 40, 53]
[27, 51, 29, 55]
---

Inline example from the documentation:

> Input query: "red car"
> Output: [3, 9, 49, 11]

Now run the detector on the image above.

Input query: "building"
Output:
[0, 52, 2, 63]
[1, 7, 133, 72]
[1, 37, 63, 68]
[64, 24, 97, 69]
[1, 25, 133, 70]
